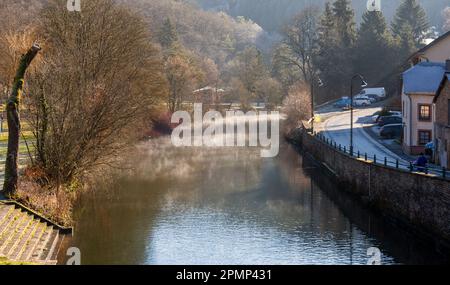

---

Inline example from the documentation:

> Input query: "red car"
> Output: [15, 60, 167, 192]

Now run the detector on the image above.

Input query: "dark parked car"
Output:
[372, 111, 401, 123]
[380, 124, 402, 139]
[378, 116, 402, 127]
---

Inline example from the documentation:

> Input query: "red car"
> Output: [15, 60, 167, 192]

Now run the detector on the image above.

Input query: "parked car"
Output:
[389, 111, 402, 117]
[372, 111, 402, 123]
[380, 124, 402, 139]
[367, 94, 380, 103]
[334, 97, 351, 108]
[355, 94, 370, 99]
[378, 116, 402, 127]
[353, 97, 371, 107]
[371, 114, 381, 123]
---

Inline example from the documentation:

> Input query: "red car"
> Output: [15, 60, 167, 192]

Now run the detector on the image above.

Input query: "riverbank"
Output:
[0, 112, 177, 228]
[286, 126, 450, 251]
[13, 176, 76, 227]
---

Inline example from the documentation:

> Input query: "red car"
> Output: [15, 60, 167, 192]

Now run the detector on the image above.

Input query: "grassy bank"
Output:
[13, 175, 76, 227]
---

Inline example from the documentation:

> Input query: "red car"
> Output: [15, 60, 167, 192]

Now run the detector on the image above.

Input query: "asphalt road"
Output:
[320, 107, 409, 167]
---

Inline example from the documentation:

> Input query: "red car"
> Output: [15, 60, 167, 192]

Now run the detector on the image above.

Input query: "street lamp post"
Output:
[310, 77, 323, 133]
[350, 74, 368, 155]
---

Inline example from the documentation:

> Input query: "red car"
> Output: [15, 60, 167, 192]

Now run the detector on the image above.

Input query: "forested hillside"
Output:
[196, 0, 450, 33]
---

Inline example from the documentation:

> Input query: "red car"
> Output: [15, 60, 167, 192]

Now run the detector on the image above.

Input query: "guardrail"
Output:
[313, 132, 450, 180]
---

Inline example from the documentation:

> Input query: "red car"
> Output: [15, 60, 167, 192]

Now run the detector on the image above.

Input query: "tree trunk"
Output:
[36, 92, 49, 168]
[2, 44, 41, 197]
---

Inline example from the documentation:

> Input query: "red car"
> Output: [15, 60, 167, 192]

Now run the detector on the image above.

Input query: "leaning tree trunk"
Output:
[2, 44, 41, 197]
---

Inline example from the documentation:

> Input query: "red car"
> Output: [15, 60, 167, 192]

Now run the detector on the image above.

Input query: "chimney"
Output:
[447, 58, 450, 72]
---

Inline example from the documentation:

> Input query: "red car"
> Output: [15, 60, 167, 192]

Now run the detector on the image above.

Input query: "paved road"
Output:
[319, 107, 409, 167]
[317, 106, 449, 178]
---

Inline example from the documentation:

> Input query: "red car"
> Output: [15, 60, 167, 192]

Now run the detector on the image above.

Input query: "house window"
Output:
[418, 104, 431, 121]
[418, 130, 432, 146]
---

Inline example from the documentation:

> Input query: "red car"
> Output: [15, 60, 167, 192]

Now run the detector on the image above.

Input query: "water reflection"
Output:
[69, 138, 449, 265]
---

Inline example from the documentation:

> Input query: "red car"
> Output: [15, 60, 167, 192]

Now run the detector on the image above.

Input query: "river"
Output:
[66, 138, 449, 265]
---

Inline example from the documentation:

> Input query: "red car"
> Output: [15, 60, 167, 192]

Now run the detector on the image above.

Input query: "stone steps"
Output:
[0, 203, 69, 264]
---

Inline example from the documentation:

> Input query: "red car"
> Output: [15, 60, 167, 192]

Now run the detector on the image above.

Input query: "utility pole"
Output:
[310, 77, 323, 133]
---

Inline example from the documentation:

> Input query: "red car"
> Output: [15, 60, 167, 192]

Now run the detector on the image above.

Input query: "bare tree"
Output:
[276, 6, 320, 85]
[3, 44, 41, 197]
[282, 82, 311, 129]
[25, 0, 167, 189]
[164, 52, 202, 112]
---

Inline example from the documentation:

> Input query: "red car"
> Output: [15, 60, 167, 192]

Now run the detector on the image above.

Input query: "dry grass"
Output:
[14, 170, 76, 227]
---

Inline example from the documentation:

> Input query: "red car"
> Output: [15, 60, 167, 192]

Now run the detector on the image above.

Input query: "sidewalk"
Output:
[364, 125, 415, 162]
[364, 125, 447, 175]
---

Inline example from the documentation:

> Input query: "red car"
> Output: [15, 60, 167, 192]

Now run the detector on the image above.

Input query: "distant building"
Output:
[193, 86, 226, 105]
[402, 62, 446, 155]
[409, 31, 450, 65]
[433, 60, 450, 169]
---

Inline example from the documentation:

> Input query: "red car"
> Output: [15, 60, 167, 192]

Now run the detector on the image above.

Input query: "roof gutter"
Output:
[405, 92, 437, 95]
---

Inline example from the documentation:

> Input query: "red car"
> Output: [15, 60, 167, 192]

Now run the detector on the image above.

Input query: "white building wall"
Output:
[423, 36, 450, 62]
[402, 92, 434, 154]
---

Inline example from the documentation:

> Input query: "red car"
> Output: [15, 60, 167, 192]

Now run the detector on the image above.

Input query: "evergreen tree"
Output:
[396, 24, 417, 62]
[317, 2, 336, 48]
[234, 46, 268, 96]
[314, 0, 357, 99]
[392, 0, 430, 47]
[315, 2, 340, 97]
[159, 18, 179, 48]
[355, 11, 395, 84]
[332, 0, 356, 46]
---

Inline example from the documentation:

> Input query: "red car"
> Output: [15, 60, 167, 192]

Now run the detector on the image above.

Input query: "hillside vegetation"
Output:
[196, 0, 449, 33]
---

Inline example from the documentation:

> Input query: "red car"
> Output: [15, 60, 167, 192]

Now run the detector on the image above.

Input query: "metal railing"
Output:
[313, 132, 450, 180]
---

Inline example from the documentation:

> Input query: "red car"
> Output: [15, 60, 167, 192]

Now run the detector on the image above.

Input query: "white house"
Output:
[409, 31, 450, 64]
[401, 31, 450, 155]
[402, 62, 446, 155]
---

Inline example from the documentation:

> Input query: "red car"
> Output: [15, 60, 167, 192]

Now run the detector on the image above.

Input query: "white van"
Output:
[359, 87, 386, 98]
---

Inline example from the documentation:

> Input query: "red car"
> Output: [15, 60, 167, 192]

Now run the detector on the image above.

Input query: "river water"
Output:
[68, 138, 449, 265]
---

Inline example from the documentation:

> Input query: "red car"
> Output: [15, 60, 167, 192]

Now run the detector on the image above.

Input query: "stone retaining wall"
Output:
[289, 128, 450, 245]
